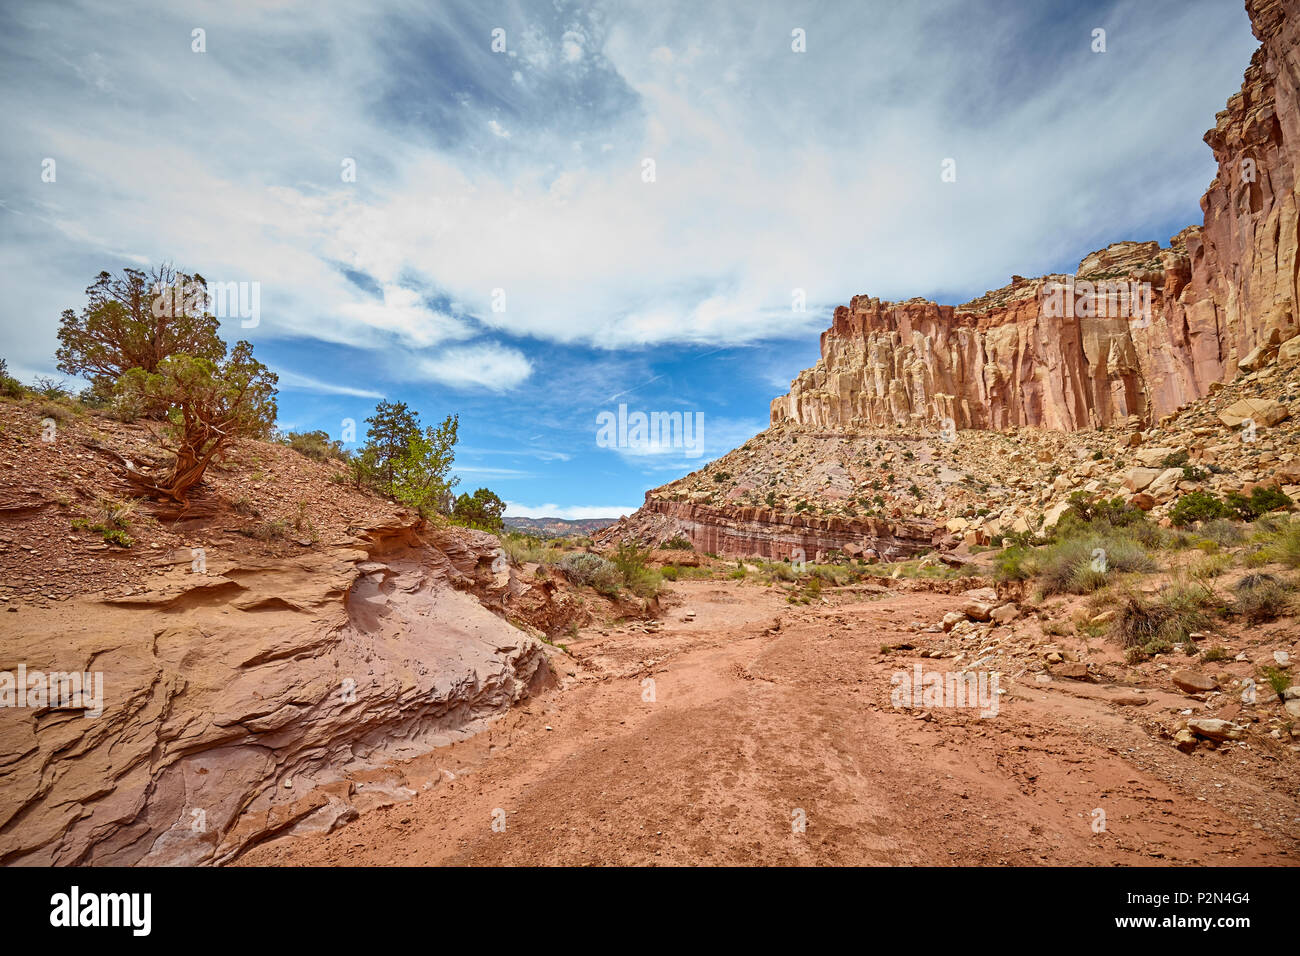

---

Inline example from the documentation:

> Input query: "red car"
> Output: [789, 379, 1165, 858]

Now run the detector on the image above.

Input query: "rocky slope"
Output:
[0, 402, 587, 865]
[606, 0, 1300, 559]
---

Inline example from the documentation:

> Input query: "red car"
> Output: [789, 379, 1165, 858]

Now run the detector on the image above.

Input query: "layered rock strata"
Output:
[771, 0, 1298, 433]
[0, 518, 554, 865]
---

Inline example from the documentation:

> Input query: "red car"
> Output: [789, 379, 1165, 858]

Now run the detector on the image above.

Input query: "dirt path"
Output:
[239, 581, 1299, 866]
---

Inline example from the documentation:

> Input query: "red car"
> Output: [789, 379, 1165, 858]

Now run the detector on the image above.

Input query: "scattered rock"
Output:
[1187, 718, 1245, 742]
[1171, 669, 1218, 695]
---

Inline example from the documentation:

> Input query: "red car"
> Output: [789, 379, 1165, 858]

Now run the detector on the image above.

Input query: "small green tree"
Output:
[363, 400, 421, 496]
[452, 487, 506, 530]
[390, 413, 459, 514]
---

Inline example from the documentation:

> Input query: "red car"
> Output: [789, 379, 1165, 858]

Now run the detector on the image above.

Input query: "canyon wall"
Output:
[611, 496, 934, 562]
[771, 0, 1299, 434]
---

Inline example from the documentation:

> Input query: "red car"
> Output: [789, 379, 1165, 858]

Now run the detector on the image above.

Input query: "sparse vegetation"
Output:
[70, 495, 137, 547]
[1231, 573, 1294, 622]
[1114, 583, 1215, 653]
[558, 551, 622, 596]
[281, 429, 347, 463]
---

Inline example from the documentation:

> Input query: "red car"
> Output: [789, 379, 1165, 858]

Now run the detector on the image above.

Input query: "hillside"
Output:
[0, 397, 649, 865]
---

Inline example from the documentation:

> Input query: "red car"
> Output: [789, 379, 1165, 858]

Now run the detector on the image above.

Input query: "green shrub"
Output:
[1038, 535, 1155, 595]
[1061, 492, 1147, 530]
[993, 546, 1034, 582]
[559, 551, 622, 596]
[612, 540, 662, 598]
[281, 429, 348, 462]
[0, 357, 24, 398]
[662, 536, 694, 550]
[1169, 491, 1233, 527]
[1225, 486, 1293, 521]
[1260, 665, 1290, 701]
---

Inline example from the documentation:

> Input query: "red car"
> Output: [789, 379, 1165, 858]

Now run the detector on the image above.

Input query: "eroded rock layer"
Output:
[616, 496, 933, 562]
[771, 0, 1299, 434]
[0, 518, 555, 866]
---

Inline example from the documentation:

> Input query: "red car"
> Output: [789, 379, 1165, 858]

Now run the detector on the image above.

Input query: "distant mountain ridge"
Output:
[503, 516, 620, 538]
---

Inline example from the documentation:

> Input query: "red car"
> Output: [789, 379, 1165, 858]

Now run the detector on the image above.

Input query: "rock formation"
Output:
[0, 516, 555, 865]
[609, 0, 1300, 559]
[772, 0, 1298, 434]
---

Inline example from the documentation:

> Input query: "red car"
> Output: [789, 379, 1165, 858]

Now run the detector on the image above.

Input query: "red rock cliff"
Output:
[772, 0, 1300, 433]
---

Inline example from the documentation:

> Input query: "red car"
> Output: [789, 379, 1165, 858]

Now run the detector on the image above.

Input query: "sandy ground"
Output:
[239, 580, 1299, 866]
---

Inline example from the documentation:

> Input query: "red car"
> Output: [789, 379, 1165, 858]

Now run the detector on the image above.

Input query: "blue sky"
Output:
[0, 0, 1259, 516]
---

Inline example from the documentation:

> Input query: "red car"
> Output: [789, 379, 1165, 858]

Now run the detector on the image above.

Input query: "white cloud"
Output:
[0, 0, 1261, 379]
[274, 368, 385, 399]
[414, 343, 533, 391]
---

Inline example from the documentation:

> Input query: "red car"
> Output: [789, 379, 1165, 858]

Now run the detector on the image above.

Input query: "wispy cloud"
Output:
[274, 368, 385, 399]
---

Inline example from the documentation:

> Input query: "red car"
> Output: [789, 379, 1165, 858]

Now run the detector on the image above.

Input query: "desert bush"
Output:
[37, 401, 74, 422]
[1169, 491, 1233, 527]
[1231, 573, 1294, 622]
[252, 518, 289, 542]
[662, 536, 694, 550]
[282, 429, 347, 462]
[1197, 519, 1248, 547]
[1060, 492, 1147, 531]
[1038, 535, 1155, 595]
[993, 545, 1034, 582]
[1260, 665, 1290, 701]
[763, 561, 797, 582]
[0, 358, 24, 398]
[559, 551, 622, 596]
[811, 564, 851, 586]
[1245, 520, 1300, 568]
[1189, 552, 1231, 580]
[71, 496, 137, 547]
[613, 540, 662, 598]
[1114, 583, 1215, 649]
[501, 532, 560, 566]
[1225, 486, 1293, 521]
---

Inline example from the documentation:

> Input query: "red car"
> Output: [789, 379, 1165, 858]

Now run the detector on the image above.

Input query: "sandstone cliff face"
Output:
[771, 0, 1299, 435]
[0, 518, 555, 865]
[607, 495, 933, 562]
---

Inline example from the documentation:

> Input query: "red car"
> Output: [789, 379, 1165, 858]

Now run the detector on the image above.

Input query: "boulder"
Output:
[1134, 447, 1178, 468]
[1146, 467, 1185, 499]
[1123, 467, 1163, 492]
[1186, 718, 1244, 742]
[1171, 669, 1218, 694]
[1217, 397, 1290, 428]
[990, 603, 1020, 624]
